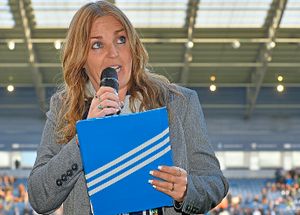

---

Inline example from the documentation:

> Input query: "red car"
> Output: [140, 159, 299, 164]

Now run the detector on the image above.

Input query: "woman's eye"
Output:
[92, 42, 103, 49]
[117, 36, 126, 44]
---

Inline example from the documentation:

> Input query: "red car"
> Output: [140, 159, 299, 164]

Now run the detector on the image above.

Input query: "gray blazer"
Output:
[28, 86, 228, 215]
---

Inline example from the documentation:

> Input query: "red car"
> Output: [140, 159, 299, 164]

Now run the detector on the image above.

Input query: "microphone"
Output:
[82, 67, 119, 119]
[100, 67, 120, 115]
[100, 67, 119, 93]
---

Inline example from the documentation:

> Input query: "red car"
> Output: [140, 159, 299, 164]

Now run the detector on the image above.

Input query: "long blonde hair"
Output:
[57, 1, 177, 144]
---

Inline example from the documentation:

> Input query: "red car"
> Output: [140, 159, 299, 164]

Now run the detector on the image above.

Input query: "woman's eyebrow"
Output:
[90, 36, 102, 39]
[90, 29, 124, 39]
[115, 28, 125, 34]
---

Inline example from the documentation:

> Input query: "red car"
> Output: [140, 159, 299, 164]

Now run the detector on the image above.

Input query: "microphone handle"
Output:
[100, 78, 120, 116]
[100, 78, 119, 92]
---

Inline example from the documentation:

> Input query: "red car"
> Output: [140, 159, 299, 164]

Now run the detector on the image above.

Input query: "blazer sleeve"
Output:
[180, 90, 229, 214]
[27, 94, 84, 214]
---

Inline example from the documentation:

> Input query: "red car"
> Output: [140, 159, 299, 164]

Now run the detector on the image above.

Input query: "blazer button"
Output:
[61, 174, 68, 181]
[72, 163, 78, 171]
[56, 179, 63, 186]
[67, 170, 73, 177]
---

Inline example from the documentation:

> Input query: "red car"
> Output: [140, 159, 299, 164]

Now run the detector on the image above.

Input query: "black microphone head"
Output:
[100, 67, 118, 80]
[100, 67, 119, 92]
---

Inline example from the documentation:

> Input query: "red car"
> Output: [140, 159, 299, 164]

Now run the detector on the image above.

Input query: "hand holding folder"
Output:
[76, 107, 173, 215]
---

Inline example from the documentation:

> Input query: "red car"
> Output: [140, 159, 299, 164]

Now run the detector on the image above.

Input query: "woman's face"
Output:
[85, 15, 132, 93]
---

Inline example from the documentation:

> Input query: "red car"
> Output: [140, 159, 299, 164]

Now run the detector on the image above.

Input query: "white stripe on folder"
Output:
[85, 127, 169, 180]
[88, 145, 171, 196]
[87, 136, 170, 188]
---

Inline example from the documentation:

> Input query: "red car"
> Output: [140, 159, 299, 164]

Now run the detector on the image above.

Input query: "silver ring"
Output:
[97, 104, 103, 110]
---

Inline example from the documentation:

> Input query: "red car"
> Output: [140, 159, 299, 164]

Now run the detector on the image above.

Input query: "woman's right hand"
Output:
[87, 86, 122, 119]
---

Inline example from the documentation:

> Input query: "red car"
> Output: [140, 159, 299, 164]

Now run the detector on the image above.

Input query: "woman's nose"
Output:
[107, 44, 119, 58]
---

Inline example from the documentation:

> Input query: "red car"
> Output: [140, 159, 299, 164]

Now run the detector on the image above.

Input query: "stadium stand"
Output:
[210, 169, 300, 214]
[0, 175, 33, 215]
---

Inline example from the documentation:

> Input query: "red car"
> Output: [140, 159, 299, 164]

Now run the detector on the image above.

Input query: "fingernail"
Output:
[152, 185, 157, 189]
[158, 166, 162, 170]
[149, 171, 154, 175]
[148, 180, 153, 184]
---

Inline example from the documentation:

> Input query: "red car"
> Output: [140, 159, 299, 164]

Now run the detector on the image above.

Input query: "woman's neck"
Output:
[118, 87, 128, 102]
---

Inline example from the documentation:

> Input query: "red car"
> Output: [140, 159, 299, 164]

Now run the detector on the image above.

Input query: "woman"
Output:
[28, 1, 228, 214]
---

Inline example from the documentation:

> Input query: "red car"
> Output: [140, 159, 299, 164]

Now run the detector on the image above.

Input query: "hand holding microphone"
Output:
[87, 67, 123, 119]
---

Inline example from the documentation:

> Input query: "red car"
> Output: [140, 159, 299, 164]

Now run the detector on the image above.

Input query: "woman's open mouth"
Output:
[109, 65, 122, 73]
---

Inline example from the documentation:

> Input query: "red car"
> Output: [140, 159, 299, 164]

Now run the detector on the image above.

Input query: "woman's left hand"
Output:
[149, 166, 187, 202]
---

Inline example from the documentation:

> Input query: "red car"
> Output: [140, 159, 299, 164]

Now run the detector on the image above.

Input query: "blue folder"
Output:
[76, 107, 173, 215]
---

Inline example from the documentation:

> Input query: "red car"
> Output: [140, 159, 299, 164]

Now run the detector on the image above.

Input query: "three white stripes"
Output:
[85, 127, 171, 196]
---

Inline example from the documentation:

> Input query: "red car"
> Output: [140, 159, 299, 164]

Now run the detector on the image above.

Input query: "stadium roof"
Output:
[0, 0, 300, 119]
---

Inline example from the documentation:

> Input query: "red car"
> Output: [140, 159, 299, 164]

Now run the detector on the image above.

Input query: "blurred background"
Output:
[0, 0, 300, 214]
